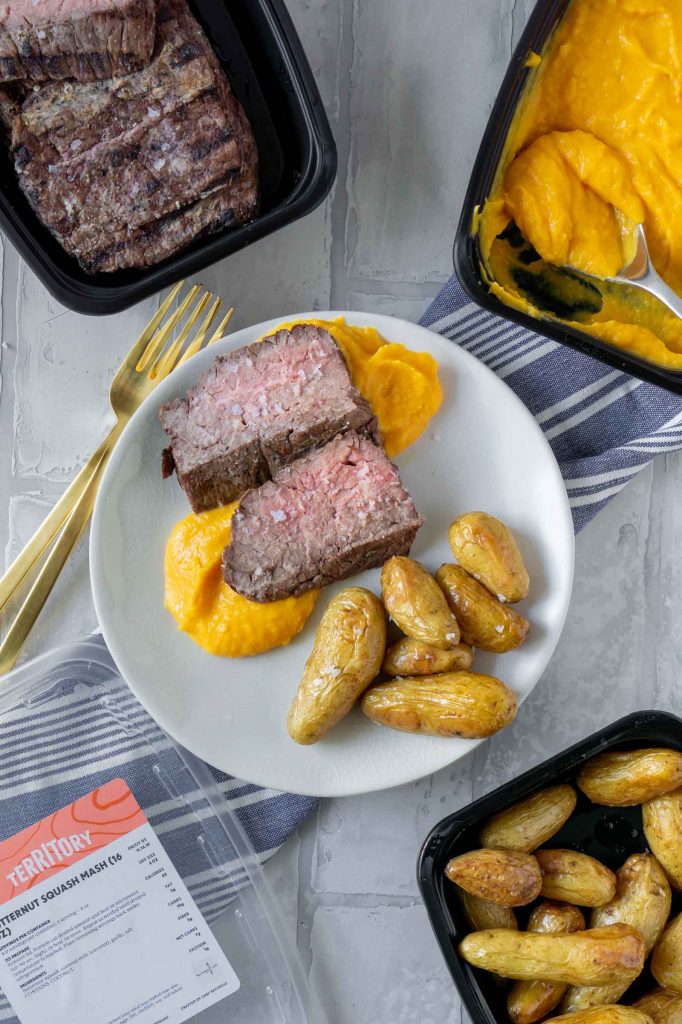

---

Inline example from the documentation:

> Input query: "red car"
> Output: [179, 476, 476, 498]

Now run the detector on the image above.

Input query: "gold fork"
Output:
[0, 281, 234, 675]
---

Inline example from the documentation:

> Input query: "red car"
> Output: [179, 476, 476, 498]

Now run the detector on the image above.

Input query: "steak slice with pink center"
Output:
[223, 432, 424, 602]
[160, 324, 377, 514]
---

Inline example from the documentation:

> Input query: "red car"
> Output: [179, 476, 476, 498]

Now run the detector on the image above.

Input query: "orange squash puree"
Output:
[270, 318, 443, 457]
[165, 504, 318, 657]
[480, 0, 682, 368]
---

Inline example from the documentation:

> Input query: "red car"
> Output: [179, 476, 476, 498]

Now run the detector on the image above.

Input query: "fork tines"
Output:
[135, 281, 235, 379]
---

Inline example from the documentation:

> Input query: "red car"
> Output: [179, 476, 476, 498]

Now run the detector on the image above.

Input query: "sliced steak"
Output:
[0, 0, 157, 83]
[8, 0, 259, 272]
[159, 325, 377, 513]
[223, 432, 424, 602]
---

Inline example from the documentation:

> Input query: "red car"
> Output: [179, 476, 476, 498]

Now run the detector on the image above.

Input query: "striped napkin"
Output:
[421, 276, 682, 531]
[0, 636, 314, 1024]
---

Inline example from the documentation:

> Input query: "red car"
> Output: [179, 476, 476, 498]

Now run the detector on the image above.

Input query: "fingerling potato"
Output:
[643, 788, 682, 890]
[578, 749, 682, 807]
[535, 849, 616, 907]
[550, 1009, 654, 1024]
[458, 924, 645, 986]
[435, 564, 529, 652]
[508, 902, 585, 1024]
[458, 888, 518, 931]
[563, 854, 670, 1010]
[448, 512, 529, 603]
[381, 556, 460, 650]
[362, 672, 517, 739]
[382, 637, 474, 677]
[445, 849, 542, 907]
[635, 990, 682, 1024]
[652, 914, 682, 993]
[287, 588, 386, 745]
[480, 785, 577, 853]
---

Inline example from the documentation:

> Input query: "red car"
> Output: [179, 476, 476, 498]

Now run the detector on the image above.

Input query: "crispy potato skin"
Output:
[643, 788, 682, 890]
[458, 924, 645, 986]
[578, 750, 682, 807]
[448, 512, 529, 603]
[361, 671, 517, 739]
[508, 902, 585, 1024]
[436, 563, 529, 652]
[652, 914, 682, 993]
[381, 556, 460, 650]
[382, 637, 474, 677]
[445, 849, 542, 907]
[535, 849, 617, 907]
[550, 1008, 654, 1024]
[458, 888, 518, 931]
[287, 588, 386, 745]
[480, 785, 577, 853]
[635, 989, 682, 1024]
[563, 854, 671, 1010]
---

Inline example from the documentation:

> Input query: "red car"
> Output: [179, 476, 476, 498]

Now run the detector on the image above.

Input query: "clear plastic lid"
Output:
[0, 639, 317, 1024]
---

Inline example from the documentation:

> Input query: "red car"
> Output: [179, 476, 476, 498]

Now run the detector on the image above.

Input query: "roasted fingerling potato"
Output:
[652, 913, 682, 993]
[535, 849, 617, 907]
[550, 1008, 655, 1024]
[507, 902, 585, 1024]
[382, 637, 474, 677]
[480, 785, 577, 853]
[445, 849, 542, 907]
[448, 511, 530, 603]
[435, 563, 530, 652]
[458, 888, 519, 932]
[634, 990, 682, 1024]
[562, 854, 671, 1011]
[643, 788, 682, 890]
[380, 556, 460, 650]
[458, 924, 645, 986]
[287, 588, 386, 745]
[361, 671, 517, 739]
[577, 749, 682, 807]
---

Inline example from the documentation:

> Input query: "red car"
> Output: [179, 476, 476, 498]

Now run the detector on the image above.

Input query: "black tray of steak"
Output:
[0, 0, 336, 315]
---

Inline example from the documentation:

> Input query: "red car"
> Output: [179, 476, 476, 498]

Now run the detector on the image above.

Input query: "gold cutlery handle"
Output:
[0, 433, 117, 675]
[0, 420, 123, 615]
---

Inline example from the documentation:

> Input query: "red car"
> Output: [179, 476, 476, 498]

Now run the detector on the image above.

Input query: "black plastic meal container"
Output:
[417, 710, 682, 1024]
[0, 0, 337, 316]
[454, 0, 682, 395]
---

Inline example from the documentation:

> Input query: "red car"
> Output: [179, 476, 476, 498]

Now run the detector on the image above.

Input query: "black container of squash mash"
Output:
[453, 0, 682, 395]
[417, 710, 682, 1024]
[0, 0, 337, 316]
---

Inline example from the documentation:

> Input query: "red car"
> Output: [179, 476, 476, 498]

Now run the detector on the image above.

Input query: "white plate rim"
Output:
[90, 310, 575, 797]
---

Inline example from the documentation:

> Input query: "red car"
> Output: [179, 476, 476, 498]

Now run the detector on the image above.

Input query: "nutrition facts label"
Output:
[0, 779, 239, 1024]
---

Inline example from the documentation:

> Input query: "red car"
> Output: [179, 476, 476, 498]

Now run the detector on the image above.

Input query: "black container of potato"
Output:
[417, 711, 682, 1024]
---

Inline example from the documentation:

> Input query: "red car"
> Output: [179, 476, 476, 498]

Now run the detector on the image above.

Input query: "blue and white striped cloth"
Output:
[421, 276, 682, 531]
[0, 637, 314, 1024]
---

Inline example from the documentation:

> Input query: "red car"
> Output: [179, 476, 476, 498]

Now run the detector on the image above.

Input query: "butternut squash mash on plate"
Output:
[480, 0, 682, 369]
[164, 320, 442, 658]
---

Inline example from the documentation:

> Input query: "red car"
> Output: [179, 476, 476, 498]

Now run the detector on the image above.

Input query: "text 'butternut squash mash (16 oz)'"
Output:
[480, 0, 682, 368]
[165, 503, 319, 657]
[271, 318, 443, 457]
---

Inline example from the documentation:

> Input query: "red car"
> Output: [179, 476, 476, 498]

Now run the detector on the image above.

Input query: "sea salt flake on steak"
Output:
[222, 432, 424, 602]
[159, 324, 377, 513]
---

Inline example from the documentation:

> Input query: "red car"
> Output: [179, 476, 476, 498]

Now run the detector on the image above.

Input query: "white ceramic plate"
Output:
[91, 311, 574, 797]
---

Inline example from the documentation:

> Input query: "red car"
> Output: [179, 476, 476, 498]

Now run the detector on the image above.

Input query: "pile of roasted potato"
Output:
[287, 511, 531, 746]
[448, 747, 682, 1024]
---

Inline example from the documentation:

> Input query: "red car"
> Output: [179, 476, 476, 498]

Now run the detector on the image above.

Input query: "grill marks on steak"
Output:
[7, 0, 259, 272]
[0, 0, 157, 83]
[159, 325, 376, 513]
[223, 432, 424, 602]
